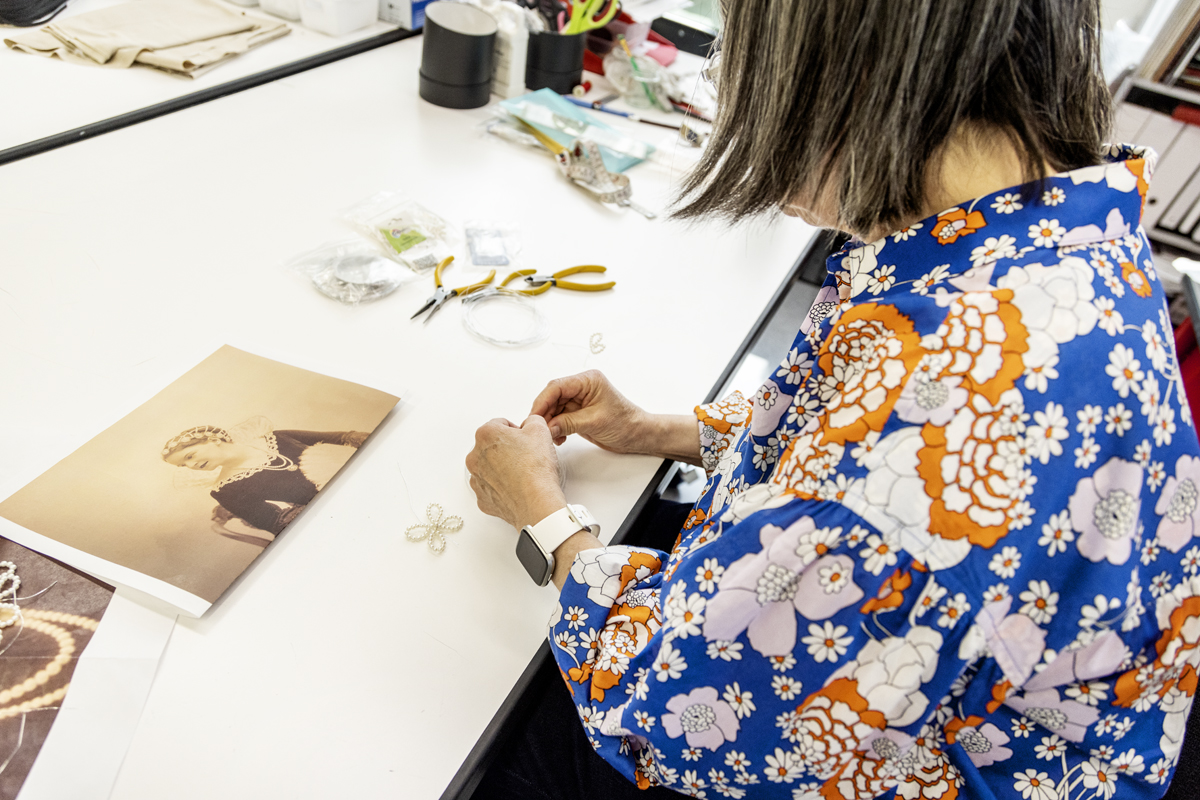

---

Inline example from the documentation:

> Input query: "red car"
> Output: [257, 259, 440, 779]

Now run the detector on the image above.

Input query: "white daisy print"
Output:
[937, 592, 970, 628]
[1094, 296, 1124, 335]
[1077, 404, 1103, 436]
[696, 558, 724, 593]
[1075, 437, 1099, 469]
[892, 222, 923, 242]
[1012, 769, 1056, 800]
[722, 683, 756, 719]
[989, 546, 1022, 578]
[1106, 344, 1143, 397]
[970, 234, 1019, 266]
[707, 640, 743, 661]
[1042, 186, 1066, 205]
[1038, 511, 1074, 556]
[858, 531, 900, 575]
[1019, 580, 1059, 624]
[911, 263, 950, 295]
[867, 264, 896, 295]
[634, 710, 656, 731]
[775, 348, 814, 386]
[1153, 405, 1176, 447]
[1143, 320, 1169, 373]
[1147, 461, 1166, 492]
[991, 193, 1023, 214]
[770, 674, 802, 701]
[565, 606, 589, 630]
[801, 621, 852, 663]
[652, 641, 687, 681]
[1104, 403, 1133, 437]
[1028, 218, 1066, 247]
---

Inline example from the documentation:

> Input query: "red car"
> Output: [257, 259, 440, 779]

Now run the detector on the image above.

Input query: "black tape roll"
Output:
[419, 1, 498, 109]
[525, 31, 585, 94]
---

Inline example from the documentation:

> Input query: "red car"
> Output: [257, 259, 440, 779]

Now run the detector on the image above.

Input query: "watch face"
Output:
[516, 529, 553, 587]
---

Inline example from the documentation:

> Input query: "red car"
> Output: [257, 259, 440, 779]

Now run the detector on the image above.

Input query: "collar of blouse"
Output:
[826, 144, 1157, 304]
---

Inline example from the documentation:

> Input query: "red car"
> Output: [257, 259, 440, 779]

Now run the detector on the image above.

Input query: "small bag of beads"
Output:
[285, 237, 420, 305]
[464, 220, 521, 267]
[342, 191, 459, 273]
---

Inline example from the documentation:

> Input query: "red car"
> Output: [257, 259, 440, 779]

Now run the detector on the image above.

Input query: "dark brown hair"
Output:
[674, 0, 1113, 233]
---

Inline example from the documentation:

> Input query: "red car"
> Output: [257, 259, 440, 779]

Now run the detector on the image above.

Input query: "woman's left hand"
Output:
[466, 415, 567, 530]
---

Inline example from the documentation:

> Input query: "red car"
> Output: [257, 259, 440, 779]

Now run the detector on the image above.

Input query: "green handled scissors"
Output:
[562, 0, 618, 35]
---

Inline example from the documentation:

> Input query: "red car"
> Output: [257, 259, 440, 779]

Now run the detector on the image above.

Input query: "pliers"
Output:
[411, 256, 496, 324]
[499, 265, 615, 295]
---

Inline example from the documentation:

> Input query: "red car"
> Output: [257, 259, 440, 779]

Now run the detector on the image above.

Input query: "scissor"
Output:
[411, 256, 496, 324]
[499, 265, 615, 294]
[562, 0, 618, 34]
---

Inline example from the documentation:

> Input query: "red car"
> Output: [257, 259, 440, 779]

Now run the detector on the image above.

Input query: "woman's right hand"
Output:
[530, 371, 703, 465]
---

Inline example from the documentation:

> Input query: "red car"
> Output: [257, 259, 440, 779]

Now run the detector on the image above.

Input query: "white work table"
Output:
[0, 35, 815, 799]
[0, 0, 409, 160]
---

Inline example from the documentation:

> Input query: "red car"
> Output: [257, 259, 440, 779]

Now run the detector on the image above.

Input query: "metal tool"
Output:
[410, 256, 496, 325]
[500, 266, 616, 294]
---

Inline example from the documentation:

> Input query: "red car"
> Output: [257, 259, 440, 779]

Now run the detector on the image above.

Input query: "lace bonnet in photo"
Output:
[161, 425, 237, 489]
[160, 417, 277, 489]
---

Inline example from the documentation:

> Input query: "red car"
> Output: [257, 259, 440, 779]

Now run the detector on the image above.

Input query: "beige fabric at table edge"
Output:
[3, 0, 289, 77]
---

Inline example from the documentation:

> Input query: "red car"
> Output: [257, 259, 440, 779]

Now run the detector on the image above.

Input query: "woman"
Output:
[161, 417, 368, 535]
[467, 1, 1200, 798]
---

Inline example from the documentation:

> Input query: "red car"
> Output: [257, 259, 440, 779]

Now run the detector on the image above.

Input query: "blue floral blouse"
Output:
[549, 145, 1200, 800]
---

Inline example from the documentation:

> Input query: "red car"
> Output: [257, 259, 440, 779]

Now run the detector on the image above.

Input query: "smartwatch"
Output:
[516, 504, 600, 587]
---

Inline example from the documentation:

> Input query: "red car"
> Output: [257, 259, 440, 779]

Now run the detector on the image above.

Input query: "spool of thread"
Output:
[419, 2, 499, 110]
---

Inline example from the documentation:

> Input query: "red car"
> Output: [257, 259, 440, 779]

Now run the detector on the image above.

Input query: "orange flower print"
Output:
[682, 507, 707, 531]
[1121, 262, 1152, 298]
[916, 388, 1031, 547]
[930, 207, 986, 245]
[860, 567, 914, 613]
[914, 290, 1030, 405]
[895, 754, 962, 800]
[1125, 158, 1151, 207]
[810, 303, 922, 446]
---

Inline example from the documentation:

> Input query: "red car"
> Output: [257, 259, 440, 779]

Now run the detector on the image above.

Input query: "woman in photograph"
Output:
[161, 416, 368, 535]
[467, 0, 1200, 798]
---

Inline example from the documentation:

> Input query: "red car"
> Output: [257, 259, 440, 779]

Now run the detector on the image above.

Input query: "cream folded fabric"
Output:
[4, 0, 290, 77]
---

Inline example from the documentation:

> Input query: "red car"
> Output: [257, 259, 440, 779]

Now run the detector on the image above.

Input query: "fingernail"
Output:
[550, 426, 561, 438]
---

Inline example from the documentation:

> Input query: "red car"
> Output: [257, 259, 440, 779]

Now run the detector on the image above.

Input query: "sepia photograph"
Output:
[0, 347, 398, 615]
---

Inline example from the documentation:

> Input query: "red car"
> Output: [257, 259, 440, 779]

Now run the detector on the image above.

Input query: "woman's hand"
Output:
[530, 371, 703, 466]
[466, 415, 567, 529]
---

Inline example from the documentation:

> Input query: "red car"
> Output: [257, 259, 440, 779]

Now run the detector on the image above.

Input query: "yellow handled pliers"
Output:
[500, 265, 615, 295]
[411, 256, 496, 324]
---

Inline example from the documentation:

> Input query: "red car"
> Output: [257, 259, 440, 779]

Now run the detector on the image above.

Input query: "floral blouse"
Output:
[548, 145, 1200, 800]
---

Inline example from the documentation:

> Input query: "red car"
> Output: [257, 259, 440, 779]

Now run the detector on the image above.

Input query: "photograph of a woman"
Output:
[161, 417, 370, 539]
[0, 346, 398, 615]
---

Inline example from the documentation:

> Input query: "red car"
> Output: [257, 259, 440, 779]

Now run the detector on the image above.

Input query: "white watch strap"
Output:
[528, 504, 599, 555]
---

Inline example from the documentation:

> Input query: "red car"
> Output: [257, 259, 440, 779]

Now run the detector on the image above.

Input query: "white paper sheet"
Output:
[17, 589, 176, 800]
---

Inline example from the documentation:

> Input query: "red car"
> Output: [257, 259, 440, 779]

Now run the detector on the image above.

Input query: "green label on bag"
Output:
[381, 227, 426, 253]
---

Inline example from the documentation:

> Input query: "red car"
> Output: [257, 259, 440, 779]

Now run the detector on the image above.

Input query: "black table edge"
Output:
[438, 228, 842, 800]
[0, 27, 418, 168]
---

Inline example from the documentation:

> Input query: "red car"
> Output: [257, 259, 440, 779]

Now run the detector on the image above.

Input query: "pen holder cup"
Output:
[525, 31, 586, 95]
[419, 1, 498, 110]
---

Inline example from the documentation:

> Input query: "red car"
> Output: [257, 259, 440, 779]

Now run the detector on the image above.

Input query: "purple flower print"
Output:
[1069, 457, 1143, 564]
[1156, 455, 1200, 552]
[954, 722, 1012, 767]
[1005, 688, 1101, 742]
[703, 517, 863, 655]
[802, 284, 840, 334]
[661, 686, 740, 751]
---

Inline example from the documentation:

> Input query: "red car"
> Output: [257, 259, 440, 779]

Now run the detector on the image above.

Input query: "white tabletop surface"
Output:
[0, 36, 815, 799]
[0, 0, 402, 155]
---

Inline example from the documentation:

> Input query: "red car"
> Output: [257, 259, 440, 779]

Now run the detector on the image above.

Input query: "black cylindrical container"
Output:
[525, 31, 585, 95]
[419, 2, 498, 109]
